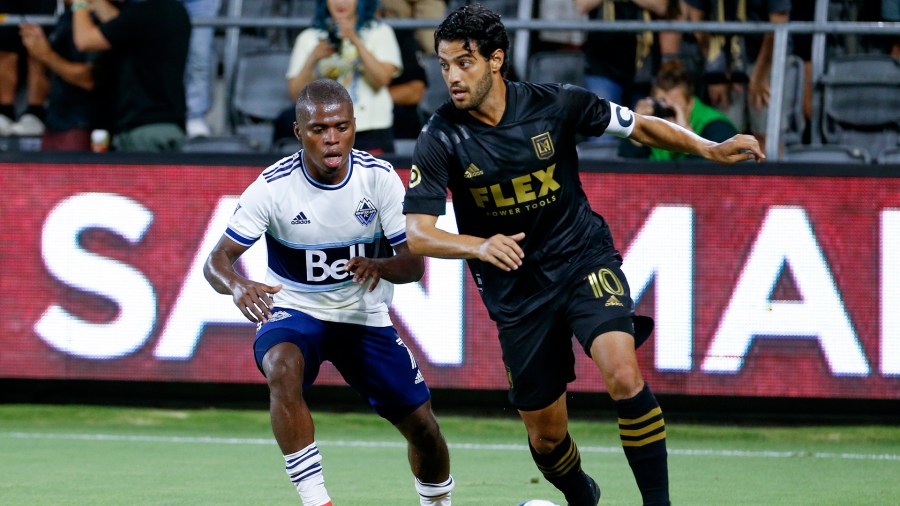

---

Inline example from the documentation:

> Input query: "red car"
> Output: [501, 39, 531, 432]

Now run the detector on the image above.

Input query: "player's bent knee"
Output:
[605, 367, 643, 400]
[529, 437, 562, 454]
[527, 428, 568, 453]
[262, 344, 304, 390]
[397, 407, 444, 449]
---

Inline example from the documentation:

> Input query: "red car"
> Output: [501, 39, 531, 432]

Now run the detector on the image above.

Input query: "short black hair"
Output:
[295, 79, 353, 123]
[434, 3, 510, 77]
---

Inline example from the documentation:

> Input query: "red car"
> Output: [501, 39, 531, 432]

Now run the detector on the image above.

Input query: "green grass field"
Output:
[2, 404, 899, 505]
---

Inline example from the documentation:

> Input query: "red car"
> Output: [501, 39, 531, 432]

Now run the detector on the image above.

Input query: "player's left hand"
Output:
[707, 134, 766, 163]
[345, 257, 383, 291]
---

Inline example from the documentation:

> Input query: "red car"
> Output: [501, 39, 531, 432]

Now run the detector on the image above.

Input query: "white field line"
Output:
[1, 431, 899, 462]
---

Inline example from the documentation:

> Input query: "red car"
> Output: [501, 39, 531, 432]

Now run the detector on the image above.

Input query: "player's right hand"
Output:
[231, 282, 283, 324]
[477, 232, 525, 271]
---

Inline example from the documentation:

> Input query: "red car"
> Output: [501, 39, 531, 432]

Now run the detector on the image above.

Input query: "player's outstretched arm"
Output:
[629, 113, 765, 163]
[204, 236, 282, 323]
[406, 213, 525, 272]
[345, 242, 424, 291]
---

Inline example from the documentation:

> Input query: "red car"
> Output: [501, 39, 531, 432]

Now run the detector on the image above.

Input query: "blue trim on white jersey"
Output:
[263, 154, 301, 183]
[269, 232, 384, 250]
[268, 269, 356, 292]
[301, 150, 353, 190]
[353, 149, 393, 172]
[387, 231, 406, 247]
[226, 227, 257, 246]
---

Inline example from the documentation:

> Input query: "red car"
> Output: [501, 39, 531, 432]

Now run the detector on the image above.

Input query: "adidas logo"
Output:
[291, 211, 310, 225]
[605, 295, 624, 307]
[414, 370, 425, 384]
[463, 163, 484, 179]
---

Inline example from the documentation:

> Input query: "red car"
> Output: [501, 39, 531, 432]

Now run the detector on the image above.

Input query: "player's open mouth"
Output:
[451, 88, 467, 100]
[323, 153, 342, 168]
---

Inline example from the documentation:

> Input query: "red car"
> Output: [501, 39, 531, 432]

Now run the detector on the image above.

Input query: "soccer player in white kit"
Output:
[204, 79, 453, 506]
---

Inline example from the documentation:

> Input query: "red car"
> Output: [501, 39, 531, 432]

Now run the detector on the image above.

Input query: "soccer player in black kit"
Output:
[403, 4, 765, 506]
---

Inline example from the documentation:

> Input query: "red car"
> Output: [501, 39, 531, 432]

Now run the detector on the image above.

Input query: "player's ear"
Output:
[490, 49, 503, 71]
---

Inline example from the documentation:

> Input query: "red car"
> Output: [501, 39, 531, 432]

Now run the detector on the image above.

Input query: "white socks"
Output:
[284, 442, 331, 506]
[415, 475, 455, 505]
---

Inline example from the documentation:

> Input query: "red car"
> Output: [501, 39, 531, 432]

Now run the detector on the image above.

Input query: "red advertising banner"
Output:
[1, 161, 899, 399]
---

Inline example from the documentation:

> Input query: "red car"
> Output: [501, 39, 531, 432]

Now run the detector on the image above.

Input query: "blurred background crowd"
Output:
[0, 0, 897, 162]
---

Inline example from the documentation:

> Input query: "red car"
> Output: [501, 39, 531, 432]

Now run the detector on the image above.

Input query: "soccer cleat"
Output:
[566, 473, 601, 506]
[587, 475, 601, 505]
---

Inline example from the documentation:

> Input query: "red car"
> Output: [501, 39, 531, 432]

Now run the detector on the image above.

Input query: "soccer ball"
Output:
[518, 501, 561, 506]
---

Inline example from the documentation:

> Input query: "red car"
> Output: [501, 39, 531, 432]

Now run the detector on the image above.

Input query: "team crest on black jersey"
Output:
[531, 132, 555, 160]
[355, 197, 377, 226]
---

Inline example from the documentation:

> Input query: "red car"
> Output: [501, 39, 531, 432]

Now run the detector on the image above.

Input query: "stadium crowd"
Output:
[0, 0, 897, 160]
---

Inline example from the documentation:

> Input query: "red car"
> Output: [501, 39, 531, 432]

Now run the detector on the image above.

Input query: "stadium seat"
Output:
[781, 55, 806, 147]
[821, 54, 900, 160]
[782, 144, 871, 163]
[526, 51, 586, 87]
[877, 147, 900, 165]
[394, 139, 417, 157]
[230, 50, 293, 151]
[182, 135, 260, 153]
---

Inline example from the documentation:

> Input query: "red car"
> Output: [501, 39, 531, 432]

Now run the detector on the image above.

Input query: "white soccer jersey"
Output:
[225, 149, 408, 327]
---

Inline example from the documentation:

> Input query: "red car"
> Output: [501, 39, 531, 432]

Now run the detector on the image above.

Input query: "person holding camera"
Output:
[273, 0, 401, 154]
[626, 60, 737, 161]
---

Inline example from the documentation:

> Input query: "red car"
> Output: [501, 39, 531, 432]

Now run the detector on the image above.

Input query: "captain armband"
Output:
[604, 101, 636, 139]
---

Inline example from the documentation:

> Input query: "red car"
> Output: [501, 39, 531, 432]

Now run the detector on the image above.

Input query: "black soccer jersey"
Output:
[404, 81, 630, 321]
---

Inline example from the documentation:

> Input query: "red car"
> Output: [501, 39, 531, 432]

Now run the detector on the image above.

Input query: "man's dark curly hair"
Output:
[434, 3, 510, 77]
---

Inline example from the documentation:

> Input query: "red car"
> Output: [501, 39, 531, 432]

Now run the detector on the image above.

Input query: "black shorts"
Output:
[496, 260, 653, 411]
[0, 0, 57, 52]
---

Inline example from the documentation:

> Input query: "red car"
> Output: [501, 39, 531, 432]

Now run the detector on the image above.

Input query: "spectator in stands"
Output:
[623, 60, 737, 160]
[73, 0, 191, 152]
[0, 0, 56, 137]
[19, 1, 113, 151]
[379, 6, 428, 141]
[181, 0, 223, 139]
[379, 0, 446, 55]
[533, 0, 587, 54]
[575, 0, 681, 144]
[273, 0, 401, 154]
[682, 0, 791, 152]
